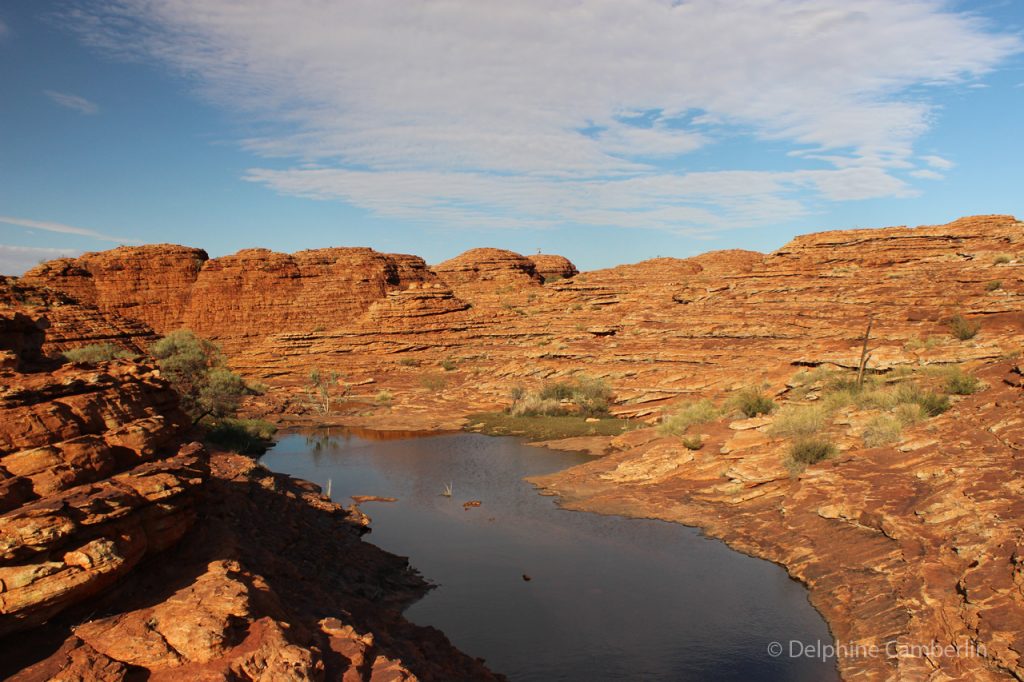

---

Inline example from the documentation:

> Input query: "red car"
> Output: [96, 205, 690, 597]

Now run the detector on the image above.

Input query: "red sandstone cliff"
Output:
[9, 214, 1024, 680]
[0, 298, 502, 680]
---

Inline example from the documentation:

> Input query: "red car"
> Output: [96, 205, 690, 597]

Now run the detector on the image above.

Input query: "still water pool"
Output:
[261, 430, 838, 681]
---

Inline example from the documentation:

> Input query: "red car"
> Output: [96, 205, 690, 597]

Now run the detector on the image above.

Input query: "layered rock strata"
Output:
[11, 213, 1024, 680]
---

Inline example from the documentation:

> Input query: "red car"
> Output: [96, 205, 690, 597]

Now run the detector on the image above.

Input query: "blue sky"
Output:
[1, 1, 1022, 275]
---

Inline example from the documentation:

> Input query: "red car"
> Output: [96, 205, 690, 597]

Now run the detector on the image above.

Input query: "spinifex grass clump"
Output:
[861, 414, 903, 447]
[658, 399, 719, 436]
[727, 387, 776, 418]
[63, 343, 135, 363]
[940, 367, 981, 395]
[789, 438, 837, 466]
[948, 314, 980, 341]
[509, 376, 613, 417]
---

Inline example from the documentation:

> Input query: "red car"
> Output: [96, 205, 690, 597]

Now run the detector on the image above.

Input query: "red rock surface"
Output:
[2, 451, 503, 681]
[0, 347, 200, 637]
[22, 245, 207, 335]
[433, 247, 544, 288]
[11, 213, 1024, 680]
[527, 254, 578, 281]
[0, 277, 155, 358]
[0, 303, 503, 680]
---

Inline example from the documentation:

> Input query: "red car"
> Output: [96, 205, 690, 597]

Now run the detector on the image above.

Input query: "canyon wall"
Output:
[0, 289, 503, 680]
[8, 213, 1024, 680]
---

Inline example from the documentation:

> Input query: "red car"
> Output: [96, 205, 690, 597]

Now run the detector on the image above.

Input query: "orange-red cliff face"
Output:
[0, 294, 503, 680]
[21, 246, 483, 351]
[10, 213, 1024, 681]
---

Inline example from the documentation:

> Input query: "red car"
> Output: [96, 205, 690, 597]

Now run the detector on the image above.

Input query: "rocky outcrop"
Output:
[22, 246, 470, 351]
[22, 245, 208, 335]
[531, 359, 1024, 681]
[1, 277, 156, 358]
[9, 213, 1024, 680]
[528, 254, 578, 281]
[1, 450, 504, 681]
[0, 353, 201, 637]
[433, 248, 544, 287]
[0, 295, 504, 680]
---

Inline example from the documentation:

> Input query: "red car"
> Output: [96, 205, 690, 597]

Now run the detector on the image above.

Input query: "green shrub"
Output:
[893, 384, 950, 416]
[659, 399, 719, 436]
[440, 358, 457, 371]
[728, 387, 776, 418]
[893, 402, 927, 425]
[509, 394, 564, 417]
[862, 414, 902, 447]
[789, 438, 837, 465]
[943, 368, 980, 395]
[205, 418, 276, 455]
[568, 377, 613, 416]
[375, 389, 393, 404]
[993, 254, 1011, 265]
[681, 435, 704, 450]
[398, 358, 420, 367]
[510, 376, 613, 418]
[986, 280, 1002, 291]
[770, 404, 830, 438]
[151, 330, 251, 423]
[904, 336, 943, 351]
[63, 343, 134, 363]
[948, 314, 980, 341]
[539, 381, 577, 402]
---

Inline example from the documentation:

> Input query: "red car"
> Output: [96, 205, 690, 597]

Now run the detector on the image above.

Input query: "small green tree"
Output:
[151, 330, 249, 424]
[308, 368, 343, 414]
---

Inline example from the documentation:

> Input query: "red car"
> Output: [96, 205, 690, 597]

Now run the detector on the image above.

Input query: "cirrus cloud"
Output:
[65, 0, 1022, 233]
[44, 90, 99, 115]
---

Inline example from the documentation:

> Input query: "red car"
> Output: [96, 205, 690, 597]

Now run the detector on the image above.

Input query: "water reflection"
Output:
[261, 430, 838, 682]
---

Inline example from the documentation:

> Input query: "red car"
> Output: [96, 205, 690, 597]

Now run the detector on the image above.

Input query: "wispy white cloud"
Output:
[44, 90, 99, 115]
[0, 245, 83, 276]
[66, 0, 1022, 232]
[0, 215, 139, 244]
[910, 169, 944, 181]
[920, 155, 956, 170]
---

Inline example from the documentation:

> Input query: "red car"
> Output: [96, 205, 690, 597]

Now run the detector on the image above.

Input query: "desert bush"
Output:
[948, 314, 980, 341]
[681, 435, 704, 450]
[993, 254, 1011, 264]
[509, 394, 564, 417]
[789, 438, 837, 466]
[770, 404, 829, 439]
[728, 387, 776, 418]
[375, 389, 393, 404]
[567, 377, 613, 416]
[539, 381, 577, 402]
[509, 376, 613, 418]
[862, 414, 903, 447]
[151, 330, 250, 423]
[893, 402, 927, 425]
[63, 343, 134, 363]
[893, 383, 950, 416]
[398, 358, 420, 367]
[307, 369, 343, 415]
[440, 358, 457, 371]
[420, 373, 447, 392]
[659, 399, 719, 436]
[942, 368, 980, 395]
[904, 336, 943, 351]
[986, 280, 1002, 291]
[205, 418, 277, 455]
